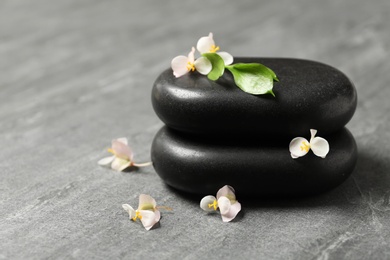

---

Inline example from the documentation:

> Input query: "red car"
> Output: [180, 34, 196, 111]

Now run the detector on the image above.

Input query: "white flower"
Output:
[196, 32, 233, 66]
[200, 185, 241, 222]
[171, 47, 212, 78]
[98, 138, 152, 171]
[289, 129, 330, 159]
[122, 194, 161, 230]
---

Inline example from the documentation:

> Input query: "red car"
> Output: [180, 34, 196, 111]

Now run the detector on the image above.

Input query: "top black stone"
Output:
[152, 58, 357, 137]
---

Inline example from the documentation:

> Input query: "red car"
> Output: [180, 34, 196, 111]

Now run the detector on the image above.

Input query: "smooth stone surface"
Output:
[152, 58, 357, 137]
[151, 126, 357, 197]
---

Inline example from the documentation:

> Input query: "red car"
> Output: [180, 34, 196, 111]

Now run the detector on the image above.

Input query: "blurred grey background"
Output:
[1, 0, 390, 259]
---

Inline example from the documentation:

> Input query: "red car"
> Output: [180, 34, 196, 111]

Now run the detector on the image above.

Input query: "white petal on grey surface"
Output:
[200, 195, 217, 212]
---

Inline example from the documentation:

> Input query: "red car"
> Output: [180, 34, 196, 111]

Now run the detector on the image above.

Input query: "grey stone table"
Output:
[1, 0, 389, 259]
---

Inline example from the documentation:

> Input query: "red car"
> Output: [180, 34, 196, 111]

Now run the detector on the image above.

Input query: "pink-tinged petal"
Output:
[194, 57, 212, 75]
[98, 156, 115, 166]
[289, 137, 310, 159]
[197, 32, 215, 54]
[122, 204, 136, 219]
[311, 137, 330, 158]
[112, 140, 133, 160]
[217, 51, 233, 65]
[221, 201, 241, 222]
[188, 47, 195, 64]
[138, 194, 157, 210]
[309, 129, 318, 142]
[171, 55, 190, 78]
[154, 209, 161, 222]
[139, 210, 158, 230]
[111, 157, 131, 171]
[217, 196, 231, 215]
[216, 185, 236, 201]
[200, 195, 217, 212]
[116, 137, 128, 145]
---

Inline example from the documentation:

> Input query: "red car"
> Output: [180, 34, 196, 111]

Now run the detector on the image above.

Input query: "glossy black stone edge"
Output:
[152, 58, 357, 137]
[151, 126, 357, 197]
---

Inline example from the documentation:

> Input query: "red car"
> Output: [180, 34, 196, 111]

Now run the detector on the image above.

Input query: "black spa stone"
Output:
[151, 126, 357, 197]
[152, 58, 357, 137]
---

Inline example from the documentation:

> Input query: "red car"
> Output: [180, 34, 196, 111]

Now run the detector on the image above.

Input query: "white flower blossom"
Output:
[289, 129, 329, 159]
[171, 47, 211, 78]
[196, 32, 233, 65]
[200, 185, 241, 222]
[122, 194, 161, 230]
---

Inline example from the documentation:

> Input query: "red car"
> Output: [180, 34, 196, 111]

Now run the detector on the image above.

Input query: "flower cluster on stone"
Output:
[289, 129, 330, 159]
[122, 194, 161, 230]
[171, 33, 233, 78]
[98, 138, 152, 172]
[171, 33, 278, 96]
[200, 185, 241, 222]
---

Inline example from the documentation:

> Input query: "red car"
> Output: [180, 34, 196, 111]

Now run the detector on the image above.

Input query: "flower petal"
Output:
[309, 129, 318, 142]
[217, 51, 233, 65]
[139, 210, 158, 230]
[171, 55, 189, 78]
[154, 209, 161, 223]
[200, 195, 217, 212]
[197, 32, 215, 54]
[116, 137, 128, 145]
[188, 47, 195, 64]
[98, 156, 115, 166]
[111, 157, 131, 171]
[194, 57, 212, 75]
[216, 185, 236, 201]
[138, 194, 157, 210]
[217, 196, 231, 215]
[112, 139, 133, 161]
[221, 201, 241, 222]
[289, 137, 310, 159]
[122, 204, 136, 219]
[311, 137, 330, 158]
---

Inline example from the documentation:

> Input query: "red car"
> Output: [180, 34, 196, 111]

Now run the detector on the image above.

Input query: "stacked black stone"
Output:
[151, 58, 357, 197]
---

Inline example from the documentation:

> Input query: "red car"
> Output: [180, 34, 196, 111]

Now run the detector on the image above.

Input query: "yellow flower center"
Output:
[300, 141, 311, 152]
[132, 210, 142, 221]
[208, 200, 218, 211]
[186, 62, 195, 72]
[209, 44, 220, 53]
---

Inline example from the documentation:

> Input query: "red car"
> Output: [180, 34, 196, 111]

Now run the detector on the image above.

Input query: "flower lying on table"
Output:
[122, 194, 172, 230]
[122, 194, 160, 230]
[98, 138, 152, 172]
[289, 129, 330, 159]
[171, 33, 278, 96]
[200, 185, 241, 222]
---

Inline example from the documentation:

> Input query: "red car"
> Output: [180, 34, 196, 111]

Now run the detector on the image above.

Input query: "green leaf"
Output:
[225, 63, 277, 96]
[202, 53, 225, 81]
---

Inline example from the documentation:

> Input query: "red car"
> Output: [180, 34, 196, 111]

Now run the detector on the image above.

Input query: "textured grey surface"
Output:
[1, 0, 390, 259]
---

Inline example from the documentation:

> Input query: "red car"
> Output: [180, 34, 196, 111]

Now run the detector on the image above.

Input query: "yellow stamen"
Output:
[209, 45, 220, 53]
[208, 200, 218, 211]
[132, 210, 142, 221]
[300, 141, 311, 152]
[107, 148, 115, 155]
[186, 61, 195, 72]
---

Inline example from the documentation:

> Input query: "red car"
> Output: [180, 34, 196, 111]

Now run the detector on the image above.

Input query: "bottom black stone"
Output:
[151, 127, 357, 197]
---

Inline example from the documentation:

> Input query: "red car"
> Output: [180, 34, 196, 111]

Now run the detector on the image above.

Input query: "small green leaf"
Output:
[202, 53, 225, 81]
[225, 63, 277, 96]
